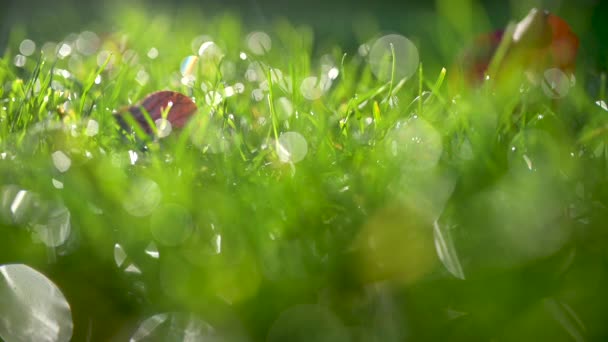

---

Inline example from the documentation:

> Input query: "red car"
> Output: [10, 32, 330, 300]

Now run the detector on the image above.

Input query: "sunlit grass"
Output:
[1, 4, 608, 341]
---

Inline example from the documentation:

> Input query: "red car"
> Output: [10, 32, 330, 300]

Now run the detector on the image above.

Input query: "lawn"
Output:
[1, 2, 608, 341]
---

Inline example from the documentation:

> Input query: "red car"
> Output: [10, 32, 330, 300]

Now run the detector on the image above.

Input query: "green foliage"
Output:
[1, 4, 608, 341]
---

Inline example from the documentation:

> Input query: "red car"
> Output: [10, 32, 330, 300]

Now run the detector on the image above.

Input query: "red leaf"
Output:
[452, 9, 579, 87]
[114, 90, 197, 135]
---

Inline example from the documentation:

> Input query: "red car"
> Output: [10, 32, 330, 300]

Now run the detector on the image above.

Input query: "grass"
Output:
[1, 4, 608, 341]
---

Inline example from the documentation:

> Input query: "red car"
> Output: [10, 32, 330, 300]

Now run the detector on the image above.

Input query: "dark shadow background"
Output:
[1, 0, 607, 70]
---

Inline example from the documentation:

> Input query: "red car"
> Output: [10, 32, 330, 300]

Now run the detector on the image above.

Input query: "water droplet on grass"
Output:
[19, 39, 36, 56]
[277, 131, 308, 163]
[0, 264, 73, 342]
[247, 31, 272, 55]
[369, 34, 419, 82]
[52, 151, 71, 173]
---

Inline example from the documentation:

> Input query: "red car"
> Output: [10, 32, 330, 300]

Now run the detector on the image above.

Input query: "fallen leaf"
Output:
[114, 90, 197, 135]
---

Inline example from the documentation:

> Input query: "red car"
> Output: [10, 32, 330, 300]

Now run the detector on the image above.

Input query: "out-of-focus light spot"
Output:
[114, 243, 127, 267]
[97, 50, 114, 67]
[369, 34, 419, 82]
[135, 69, 149, 86]
[85, 119, 99, 136]
[205, 91, 223, 106]
[247, 31, 272, 55]
[75, 31, 99, 56]
[433, 220, 465, 280]
[130, 313, 215, 341]
[276, 97, 294, 120]
[41, 42, 57, 60]
[94, 75, 102, 84]
[251, 88, 264, 102]
[213, 234, 222, 254]
[19, 39, 36, 56]
[198, 41, 224, 63]
[180, 55, 199, 77]
[385, 117, 442, 170]
[155, 119, 172, 138]
[145, 242, 159, 258]
[541, 68, 571, 99]
[57, 43, 72, 59]
[13, 55, 26, 67]
[0, 264, 73, 342]
[128, 150, 138, 165]
[181, 75, 195, 87]
[31, 203, 71, 247]
[596, 100, 608, 111]
[234, 83, 245, 94]
[224, 86, 235, 97]
[52, 178, 64, 189]
[239, 52, 247, 60]
[124, 263, 142, 274]
[358, 43, 370, 57]
[52, 151, 71, 173]
[328, 67, 339, 80]
[147, 47, 159, 59]
[122, 178, 162, 217]
[277, 131, 308, 163]
[300, 76, 331, 100]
